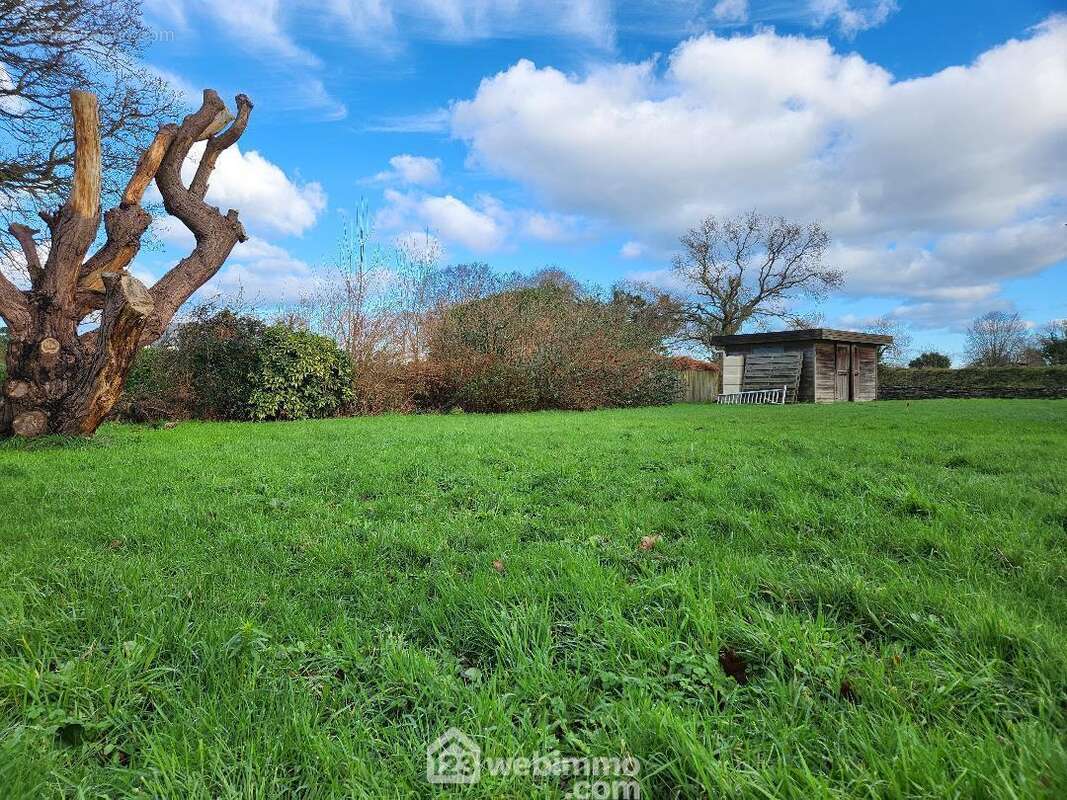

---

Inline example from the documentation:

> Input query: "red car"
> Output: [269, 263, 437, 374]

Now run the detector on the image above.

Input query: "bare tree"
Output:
[670, 211, 842, 349]
[1, 0, 179, 267]
[0, 89, 253, 437]
[390, 232, 443, 363]
[1037, 319, 1067, 366]
[965, 311, 1030, 367]
[864, 316, 913, 365]
[301, 202, 399, 365]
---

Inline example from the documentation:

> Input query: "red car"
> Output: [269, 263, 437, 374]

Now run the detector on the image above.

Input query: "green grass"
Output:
[1, 400, 1066, 798]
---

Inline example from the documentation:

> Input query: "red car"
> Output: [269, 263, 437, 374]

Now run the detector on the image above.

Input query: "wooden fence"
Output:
[679, 369, 721, 403]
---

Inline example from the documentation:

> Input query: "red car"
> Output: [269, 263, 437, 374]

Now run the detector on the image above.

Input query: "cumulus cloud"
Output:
[620, 241, 645, 259]
[377, 190, 505, 252]
[451, 19, 1067, 320]
[376, 188, 583, 252]
[207, 237, 316, 303]
[370, 155, 443, 187]
[164, 142, 327, 238]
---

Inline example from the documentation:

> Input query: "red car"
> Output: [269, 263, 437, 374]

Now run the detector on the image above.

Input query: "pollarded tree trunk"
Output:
[0, 89, 253, 437]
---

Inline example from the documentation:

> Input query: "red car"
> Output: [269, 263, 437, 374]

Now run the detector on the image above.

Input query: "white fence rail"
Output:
[716, 385, 789, 405]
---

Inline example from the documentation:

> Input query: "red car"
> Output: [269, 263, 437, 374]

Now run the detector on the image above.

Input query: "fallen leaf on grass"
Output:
[638, 535, 662, 551]
[840, 679, 860, 704]
[492, 559, 505, 573]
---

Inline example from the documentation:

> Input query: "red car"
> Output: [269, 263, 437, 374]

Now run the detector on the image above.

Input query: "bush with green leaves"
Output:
[115, 308, 351, 423]
[172, 309, 268, 420]
[247, 326, 353, 421]
[908, 351, 952, 369]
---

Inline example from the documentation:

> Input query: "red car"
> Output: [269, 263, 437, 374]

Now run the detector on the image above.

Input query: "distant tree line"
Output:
[900, 312, 1065, 370]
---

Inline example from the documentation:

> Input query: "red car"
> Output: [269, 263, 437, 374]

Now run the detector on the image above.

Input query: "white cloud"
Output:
[207, 0, 319, 65]
[282, 78, 349, 122]
[522, 212, 579, 244]
[144, 0, 189, 29]
[319, 0, 615, 49]
[168, 142, 327, 238]
[836, 218, 1067, 299]
[207, 236, 316, 304]
[808, 0, 898, 38]
[452, 19, 1067, 318]
[377, 190, 505, 252]
[371, 154, 443, 187]
[375, 188, 583, 252]
[619, 241, 645, 259]
[712, 0, 749, 24]
[144, 1, 345, 118]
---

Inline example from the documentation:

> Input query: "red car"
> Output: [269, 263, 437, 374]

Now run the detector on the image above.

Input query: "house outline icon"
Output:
[426, 727, 481, 785]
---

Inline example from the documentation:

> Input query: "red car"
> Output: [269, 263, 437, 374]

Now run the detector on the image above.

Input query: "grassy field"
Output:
[1, 400, 1066, 798]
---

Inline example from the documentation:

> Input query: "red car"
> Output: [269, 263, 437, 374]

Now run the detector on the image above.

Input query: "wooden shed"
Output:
[710, 329, 893, 403]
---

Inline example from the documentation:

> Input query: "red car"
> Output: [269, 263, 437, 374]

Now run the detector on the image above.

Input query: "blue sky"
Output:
[138, 0, 1066, 361]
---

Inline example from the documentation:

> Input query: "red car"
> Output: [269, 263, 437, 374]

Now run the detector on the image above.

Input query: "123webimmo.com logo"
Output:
[426, 727, 641, 798]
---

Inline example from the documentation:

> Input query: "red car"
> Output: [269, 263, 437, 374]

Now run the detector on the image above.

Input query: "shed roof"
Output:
[710, 328, 893, 347]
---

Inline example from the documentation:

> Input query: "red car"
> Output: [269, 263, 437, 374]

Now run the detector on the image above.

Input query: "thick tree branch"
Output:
[121, 124, 176, 206]
[0, 269, 30, 334]
[77, 204, 152, 300]
[76, 126, 176, 310]
[189, 95, 250, 199]
[7, 223, 44, 285]
[39, 90, 101, 305]
[143, 90, 252, 343]
[64, 272, 154, 434]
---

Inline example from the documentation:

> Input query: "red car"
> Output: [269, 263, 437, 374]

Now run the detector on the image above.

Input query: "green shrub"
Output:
[247, 326, 352, 421]
[908, 351, 952, 369]
[622, 362, 684, 407]
[117, 345, 186, 422]
[115, 309, 352, 423]
[174, 309, 267, 420]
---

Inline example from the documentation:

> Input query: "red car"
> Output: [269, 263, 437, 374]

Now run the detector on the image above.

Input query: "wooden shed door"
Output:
[835, 344, 852, 401]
